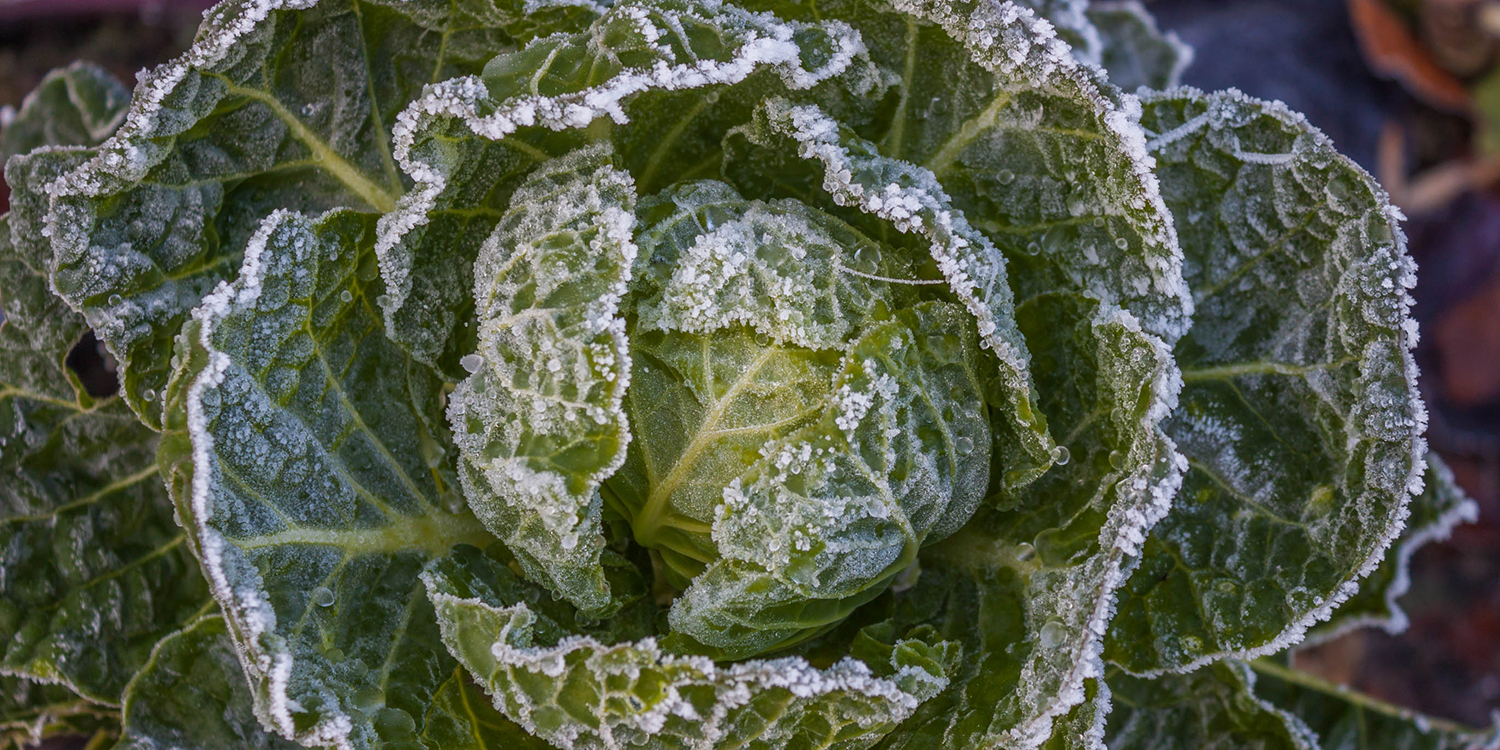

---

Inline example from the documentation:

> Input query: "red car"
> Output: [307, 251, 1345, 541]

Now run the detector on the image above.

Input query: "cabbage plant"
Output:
[0, 0, 1494, 748]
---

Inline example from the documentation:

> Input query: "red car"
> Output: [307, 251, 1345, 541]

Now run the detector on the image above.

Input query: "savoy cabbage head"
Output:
[0, 0, 1493, 748]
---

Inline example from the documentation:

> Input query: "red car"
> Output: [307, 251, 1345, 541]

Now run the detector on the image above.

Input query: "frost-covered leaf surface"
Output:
[447, 146, 636, 619]
[1107, 88, 1425, 675]
[0, 61, 129, 165]
[157, 208, 496, 749]
[425, 544, 951, 750]
[1087, 2, 1192, 93]
[1304, 453, 1477, 644]
[377, 0, 872, 377]
[114, 615, 300, 750]
[39, 0, 564, 428]
[1104, 661, 1319, 750]
[2, 151, 209, 704]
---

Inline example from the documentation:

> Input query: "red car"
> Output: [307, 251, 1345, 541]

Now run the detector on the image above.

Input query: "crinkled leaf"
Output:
[661, 299, 992, 660]
[609, 176, 994, 660]
[156, 208, 496, 749]
[1104, 661, 1319, 750]
[447, 146, 637, 618]
[1087, 2, 1193, 93]
[1107, 89, 1426, 674]
[40, 0, 578, 429]
[741, 0, 1192, 345]
[0, 61, 129, 164]
[113, 615, 300, 750]
[2, 154, 210, 704]
[1304, 453, 1477, 645]
[725, 97, 1183, 749]
[1249, 659, 1499, 750]
[0, 676, 116, 750]
[377, 0, 875, 377]
[424, 544, 951, 750]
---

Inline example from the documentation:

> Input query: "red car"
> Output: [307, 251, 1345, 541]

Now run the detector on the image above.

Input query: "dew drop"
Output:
[1114, 237, 1128, 250]
[460, 354, 483, 374]
[354, 685, 385, 713]
[996, 169, 1015, 185]
[1039, 620, 1066, 649]
[1024, 241, 1042, 255]
[1014, 542, 1036, 562]
[340, 289, 353, 303]
[1108, 450, 1126, 470]
[754, 331, 771, 347]
[108, 293, 123, 306]
[955, 436, 975, 455]
[1051, 446, 1070, 466]
[140, 388, 155, 403]
[312, 586, 335, 607]
[1092, 216, 1105, 228]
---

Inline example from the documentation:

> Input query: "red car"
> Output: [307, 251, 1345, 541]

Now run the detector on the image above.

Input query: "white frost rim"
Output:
[374, 0, 867, 341]
[424, 571, 944, 749]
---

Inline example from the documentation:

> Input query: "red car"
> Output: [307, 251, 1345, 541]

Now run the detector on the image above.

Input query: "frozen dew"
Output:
[459, 353, 483, 374]
[1039, 620, 1067, 649]
[1051, 445, 1071, 466]
[339, 289, 353, 303]
[311, 586, 335, 607]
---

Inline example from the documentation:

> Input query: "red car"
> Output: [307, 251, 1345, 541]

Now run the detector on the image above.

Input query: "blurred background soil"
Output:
[0, 0, 1496, 734]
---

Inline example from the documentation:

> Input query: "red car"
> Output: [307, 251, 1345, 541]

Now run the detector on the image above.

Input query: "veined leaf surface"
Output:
[158, 208, 495, 749]
[1107, 88, 1427, 675]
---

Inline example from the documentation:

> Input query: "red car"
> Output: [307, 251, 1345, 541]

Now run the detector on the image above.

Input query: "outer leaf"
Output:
[377, 0, 873, 377]
[1087, 2, 1192, 93]
[0, 61, 129, 164]
[1249, 659, 1500, 750]
[2, 152, 210, 704]
[1104, 661, 1320, 750]
[735, 99, 1184, 750]
[156, 208, 495, 749]
[423, 545, 951, 750]
[39, 0, 577, 428]
[0, 676, 116, 750]
[1107, 89, 1427, 674]
[114, 615, 300, 750]
[1303, 453, 1477, 645]
[446, 145, 637, 618]
[743, 0, 1193, 344]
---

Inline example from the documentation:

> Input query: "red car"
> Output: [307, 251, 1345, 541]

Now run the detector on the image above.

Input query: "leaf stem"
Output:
[1248, 657, 1488, 737]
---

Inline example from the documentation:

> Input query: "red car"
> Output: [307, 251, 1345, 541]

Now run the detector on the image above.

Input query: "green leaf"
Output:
[423, 544, 951, 750]
[660, 299, 992, 660]
[1087, 2, 1192, 93]
[1038, 678, 1108, 750]
[419, 668, 554, 750]
[742, 0, 1192, 344]
[114, 615, 301, 750]
[0, 61, 129, 164]
[1107, 88, 1426, 675]
[2, 153, 210, 705]
[727, 95, 1184, 748]
[1304, 453, 1477, 645]
[1104, 661, 1320, 750]
[1249, 659, 1499, 750]
[0, 676, 117, 750]
[40, 0, 572, 429]
[446, 145, 637, 618]
[156, 208, 496, 749]
[376, 0, 875, 378]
